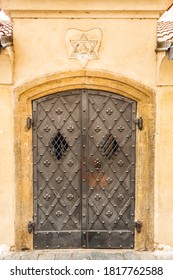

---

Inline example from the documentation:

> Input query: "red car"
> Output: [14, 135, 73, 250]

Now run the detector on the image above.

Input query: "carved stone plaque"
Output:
[66, 28, 102, 68]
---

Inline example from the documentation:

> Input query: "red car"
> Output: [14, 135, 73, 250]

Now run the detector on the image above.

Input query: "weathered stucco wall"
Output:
[158, 56, 173, 86]
[2, 0, 173, 12]
[13, 18, 157, 88]
[154, 51, 173, 248]
[1, 0, 173, 250]
[0, 87, 15, 248]
[0, 49, 13, 84]
[155, 86, 173, 249]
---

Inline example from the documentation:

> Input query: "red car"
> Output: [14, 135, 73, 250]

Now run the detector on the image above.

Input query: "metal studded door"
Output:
[33, 89, 136, 249]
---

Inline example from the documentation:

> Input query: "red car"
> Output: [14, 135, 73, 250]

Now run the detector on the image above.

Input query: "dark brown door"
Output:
[33, 89, 136, 249]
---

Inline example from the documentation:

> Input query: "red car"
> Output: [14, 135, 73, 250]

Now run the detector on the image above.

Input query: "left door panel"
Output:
[33, 90, 82, 249]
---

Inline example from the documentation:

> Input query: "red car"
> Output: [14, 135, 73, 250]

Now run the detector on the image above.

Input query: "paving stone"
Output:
[104, 253, 124, 260]
[55, 251, 73, 260]
[72, 251, 91, 260]
[154, 252, 173, 260]
[38, 252, 55, 260]
[123, 251, 141, 260]
[90, 252, 106, 260]
[139, 252, 157, 260]
[1, 250, 173, 260]
[20, 251, 39, 260]
[3, 252, 21, 260]
[0, 254, 7, 260]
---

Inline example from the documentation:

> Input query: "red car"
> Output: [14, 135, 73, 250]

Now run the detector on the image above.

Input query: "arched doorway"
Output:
[33, 89, 136, 249]
[14, 71, 155, 250]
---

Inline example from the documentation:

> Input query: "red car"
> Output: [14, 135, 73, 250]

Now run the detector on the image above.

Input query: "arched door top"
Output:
[14, 71, 155, 251]
[15, 70, 154, 104]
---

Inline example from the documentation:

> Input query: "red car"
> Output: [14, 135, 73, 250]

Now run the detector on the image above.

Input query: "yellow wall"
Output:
[0, 87, 15, 248]
[2, 0, 173, 12]
[155, 86, 173, 248]
[155, 51, 173, 248]
[13, 18, 157, 88]
[0, 48, 13, 84]
[1, 0, 173, 250]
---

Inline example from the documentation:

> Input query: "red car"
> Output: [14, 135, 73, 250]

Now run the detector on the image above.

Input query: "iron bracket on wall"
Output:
[134, 220, 142, 233]
[26, 117, 33, 130]
[135, 117, 143, 130]
[28, 221, 34, 234]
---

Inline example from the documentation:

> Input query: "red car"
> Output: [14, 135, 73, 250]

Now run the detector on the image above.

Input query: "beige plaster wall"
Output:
[158, 55, 173, 86]
[0, 48, 13, 84]
[2, 0, 173, 12]
[155, 86, 173, 248]
[13, 18, 157, 88]
[0, 0, 173, 250]
[0, 87, 15, 248]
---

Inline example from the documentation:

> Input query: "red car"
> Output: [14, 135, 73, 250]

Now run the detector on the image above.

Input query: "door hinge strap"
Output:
[135, 117, 143, 130]
[134, 220, 142, 233]
[28, 221, 34, 234]
[26, 117, 33, 130]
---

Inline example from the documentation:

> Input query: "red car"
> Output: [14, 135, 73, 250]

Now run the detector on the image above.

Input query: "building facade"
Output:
[0, 0, 173, 251]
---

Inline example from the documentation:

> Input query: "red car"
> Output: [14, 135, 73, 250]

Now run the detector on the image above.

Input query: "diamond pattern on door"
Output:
[33, 90, 136, 249]
[33, 91, 82, 249]
[87, 91, 136, 248]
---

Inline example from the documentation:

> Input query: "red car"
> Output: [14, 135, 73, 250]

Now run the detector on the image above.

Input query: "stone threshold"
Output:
[1, 249, 173, 260]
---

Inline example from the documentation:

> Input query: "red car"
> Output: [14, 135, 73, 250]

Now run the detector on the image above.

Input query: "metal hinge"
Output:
[26, 117, 33, 130]
[28, 221, 34, 234]
[134, 220, 142, 233]
[135, 117, 143, 130]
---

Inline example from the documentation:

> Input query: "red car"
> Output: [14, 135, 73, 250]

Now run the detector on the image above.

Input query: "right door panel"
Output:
[86, 90, 136, 248]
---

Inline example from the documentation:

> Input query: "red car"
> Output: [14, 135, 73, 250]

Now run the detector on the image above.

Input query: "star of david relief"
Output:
[66, 28, 102, 68]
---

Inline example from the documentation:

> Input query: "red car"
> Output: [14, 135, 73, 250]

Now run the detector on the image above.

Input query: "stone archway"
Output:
[14, 70, 155, 251]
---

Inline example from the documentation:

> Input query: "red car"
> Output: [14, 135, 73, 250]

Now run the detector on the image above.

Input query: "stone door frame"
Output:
[14, 70, 155, 251]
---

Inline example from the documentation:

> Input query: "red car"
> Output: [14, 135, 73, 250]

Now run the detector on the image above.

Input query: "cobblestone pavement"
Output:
[1, 250, 173, 260]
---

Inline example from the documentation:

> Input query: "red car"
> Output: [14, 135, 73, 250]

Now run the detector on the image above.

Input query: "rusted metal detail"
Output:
[28, 221, 34, 234]
[135, 117, 143, 130]
[26, 117, 32, 130]
[134, 220, 142, 233]
[33, 89, 136, 249]
[156, 40, 171, 51]
[0, 35, 13, 48]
